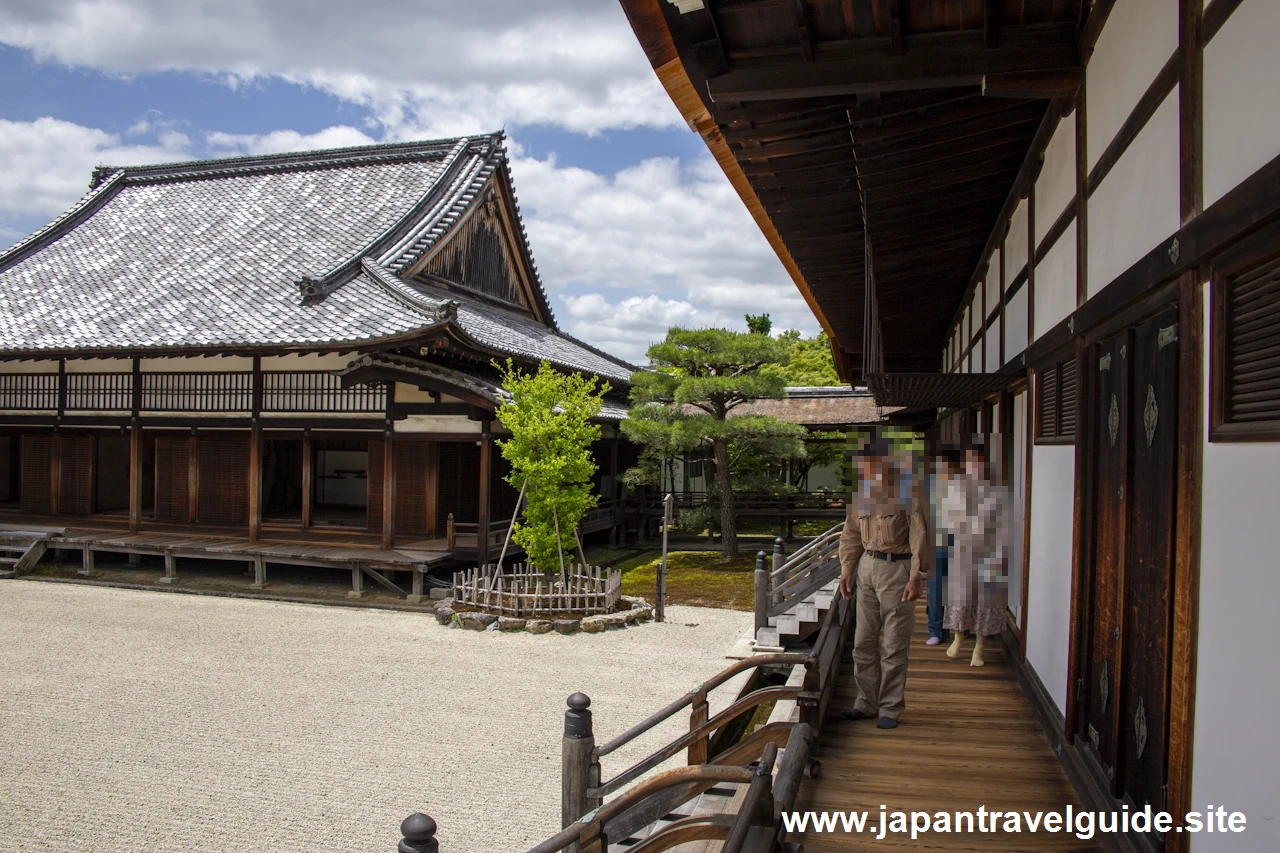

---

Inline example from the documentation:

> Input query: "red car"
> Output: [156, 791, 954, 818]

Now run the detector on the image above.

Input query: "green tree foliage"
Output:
[764, 329, 841, 387]
[745, 313, 773, 336]
[495, 360, 609, 574]
[622, 328, 807, 557]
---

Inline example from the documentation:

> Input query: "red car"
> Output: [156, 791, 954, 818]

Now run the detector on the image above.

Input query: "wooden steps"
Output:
[756, 576, 840, 650]
[0, 535, 50, 578]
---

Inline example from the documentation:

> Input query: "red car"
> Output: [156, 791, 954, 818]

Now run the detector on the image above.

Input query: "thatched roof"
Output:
[731, 386, 896, 428]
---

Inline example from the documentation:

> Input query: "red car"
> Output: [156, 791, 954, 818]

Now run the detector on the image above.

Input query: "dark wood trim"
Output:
[999, 236, 1007, 366]
[1027, 185, 1036, 345]
[382, 382, 396, 549]
[301, 429, 313, 530]
[187, 428, 198, 525]
[1076, 84, 1089, 307]
[1166, 270, 1204, 851]
[1034, 203, 1076, 269]
[1065, 335, 1091, 739]
[1019, 371, 1033, 655]
[477, 420, 493, 566]
[1203, 0, 1244, 43]
[128, 421, 141, 534]
[1180, 0, 1204, 226]
[56, 359, 67, 420]
[1078, 0, 1117, 64]
[248, 422, 262, 543]
[1027, 148, 1280, 370]
[981, 265, 988, 372]
[1086, 52, 1179, 198]
[425, 441, 440, 538]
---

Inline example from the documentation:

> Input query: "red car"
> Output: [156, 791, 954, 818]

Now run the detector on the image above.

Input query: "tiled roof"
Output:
[0, 134, 632, 384]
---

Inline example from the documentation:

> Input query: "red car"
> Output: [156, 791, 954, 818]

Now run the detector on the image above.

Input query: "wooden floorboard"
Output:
[791, 612, 1104, 852]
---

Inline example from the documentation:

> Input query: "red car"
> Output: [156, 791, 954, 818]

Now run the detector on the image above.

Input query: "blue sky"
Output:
[0, 0, 817, 361]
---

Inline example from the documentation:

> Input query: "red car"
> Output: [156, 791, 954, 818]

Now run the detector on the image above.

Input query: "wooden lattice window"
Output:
[1212, 247, 1280, 441]
[1035, 359, 1077, 445]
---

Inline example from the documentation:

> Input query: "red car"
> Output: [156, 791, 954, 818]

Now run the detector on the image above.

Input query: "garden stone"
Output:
[434, 607, 455, 626]
[602, 613, 629, 630]
[622, 608, 639, 625]
[526, 620, 554, 634]
[634, 606, 654, 623]
[498, 617, 527, 632]
[580, 615, 608, 634]
[459, 612, 498, 631]
[429, 588, 450, 601]
[554, 619, 580, 635]
[485, 620, 500, 632]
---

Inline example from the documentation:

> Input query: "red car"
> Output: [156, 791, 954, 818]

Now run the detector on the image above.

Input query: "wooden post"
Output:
[408, 568, 425, 605]
[562, 693, 597, 838]
[349, 563, 367, 598]
[425, 441, 439, 537]
[159, 547, 177, 584]
[477, 421, 492, 567]
[382, 428, 395, 550]
[754, 550, 769, 638]
[78, 544, 95, 577]
[248, 423, 262, 542]
[688, 691, 709, 766]
[657, 493, 672, 623]
[609, 438, 620, 546]
[301, 429, 313, 530]
[188, 428, 198, 525]
[250, 556, 266, 590]
[399, 813, 439, 853]
[128, 421, 142, 534]
[446, 513, 455, 551]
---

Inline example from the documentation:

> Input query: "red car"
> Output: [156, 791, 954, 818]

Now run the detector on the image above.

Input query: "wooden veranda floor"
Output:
[792, 615, 1103, 853]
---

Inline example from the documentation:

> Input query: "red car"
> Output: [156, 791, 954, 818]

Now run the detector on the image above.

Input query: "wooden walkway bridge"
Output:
[790, 614, 1103, 853]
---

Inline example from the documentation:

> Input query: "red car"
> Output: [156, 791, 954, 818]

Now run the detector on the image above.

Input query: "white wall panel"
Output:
[0, 361, 58, 374]
[1005, 285, 1028, 359]
[1034, 222, 1077, 340]
[1204, 0, 1280, 206]
[261, 353, 354, 370]
[139, 356, 254, 371]
[1036, 111, 1077, 243]
[1192, 288, 1280, 850]
[1085, 0, 1178, 172]
[984, 274, 1000, 322]
[1087, 92, 1180, 297]
[1005, 198, 1029, 283]
[985, 325, 1001, 371]
[1026, 444, 1076, 714]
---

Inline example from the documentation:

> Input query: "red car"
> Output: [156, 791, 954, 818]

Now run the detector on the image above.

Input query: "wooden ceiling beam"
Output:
[848, 97, 1039, 145]
[706, 29, 1080, 101]
[861, 151, 1026, 192]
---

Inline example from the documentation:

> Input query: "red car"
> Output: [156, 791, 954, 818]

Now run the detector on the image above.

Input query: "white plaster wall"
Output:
[1034, 222, 1078, 340]
[1085, 0, 1178, 172]
[1204, 0, 1280, 207]
[1087, 92, 1180, 297]
[1005, 286, 1029, 359]
[0, 360, 58, 373]
[139, 356, 254, 371]
[1191, 286, 1280, 850]
[985, 327, 1000, 373]
[984, 274, 1000, 321]
[260, 353, 353, 370]
[991, 247, 1003, 292]
[1026, 443, 1076, 714]
[64, 358, 133, 373]
[396, 415, 480, 434]
[1036, 111, 1077, 244]
[1009, 392, 1027, 626]
[1005, 199, 1029, 282]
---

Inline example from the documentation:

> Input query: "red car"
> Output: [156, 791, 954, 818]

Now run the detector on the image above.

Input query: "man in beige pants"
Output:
[838, 445, 928, 729]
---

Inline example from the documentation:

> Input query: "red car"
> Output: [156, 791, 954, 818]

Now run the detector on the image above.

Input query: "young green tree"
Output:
[495, 360, 609, 574]
[623, 328, 807, 557]
[745, 313, 773, 336]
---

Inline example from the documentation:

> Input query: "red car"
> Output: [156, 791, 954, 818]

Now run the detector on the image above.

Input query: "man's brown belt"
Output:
[865, 549, 911, 562]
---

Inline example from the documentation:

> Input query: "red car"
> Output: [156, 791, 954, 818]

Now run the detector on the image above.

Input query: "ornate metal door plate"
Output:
[1108, 394, 1120, 447]
[1135, 697, 1148, 760]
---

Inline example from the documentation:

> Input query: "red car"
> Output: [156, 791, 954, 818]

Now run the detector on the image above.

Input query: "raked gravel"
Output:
[0, 580, 750, 853]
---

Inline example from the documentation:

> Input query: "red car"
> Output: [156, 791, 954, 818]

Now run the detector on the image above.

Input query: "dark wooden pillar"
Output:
[129, 357, 142, 533]
[382, 429, 395, 549]
[609, 437, 620, 546]
[477, 420, 492, 566]
[425, 441, 439, 537]
[187, 428, 198, 525]
[301, 429, 313, 530]
[248, 357, 263, 542]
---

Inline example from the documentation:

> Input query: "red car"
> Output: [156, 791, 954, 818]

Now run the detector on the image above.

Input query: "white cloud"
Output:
[0, 0, 683, 137]
[206, 126, 376, 157]
[0, 116, 191, 217]
[508, 149, 819, 361]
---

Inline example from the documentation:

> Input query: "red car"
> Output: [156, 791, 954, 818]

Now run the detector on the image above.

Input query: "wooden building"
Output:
[0, 134, 636, 581]
[622, 1, 1278, 851]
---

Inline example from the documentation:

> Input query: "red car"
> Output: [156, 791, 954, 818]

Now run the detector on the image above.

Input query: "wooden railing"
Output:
[261, 371, 384, 412]
[0, 370, 384, 413]
[756, 523, 845, 636]
[0, 373, 58, 409]
[631, 491, 847, 518]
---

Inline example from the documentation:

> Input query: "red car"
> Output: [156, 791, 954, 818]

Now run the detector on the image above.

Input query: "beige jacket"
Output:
[839, 505, 930, 582]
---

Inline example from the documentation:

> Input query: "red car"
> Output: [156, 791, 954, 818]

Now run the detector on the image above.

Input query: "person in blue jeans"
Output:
[926, 447, 959, 645]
